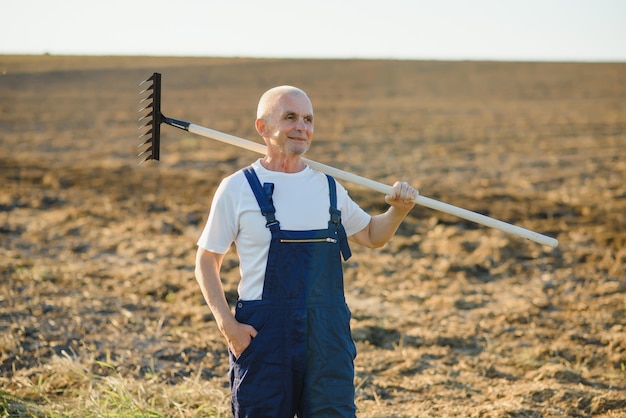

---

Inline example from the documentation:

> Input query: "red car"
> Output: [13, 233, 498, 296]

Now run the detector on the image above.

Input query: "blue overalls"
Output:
[229, 167, 357, 417]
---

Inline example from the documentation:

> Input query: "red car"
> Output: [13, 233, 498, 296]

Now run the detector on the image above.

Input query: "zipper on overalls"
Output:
[280, 237, 338, 243]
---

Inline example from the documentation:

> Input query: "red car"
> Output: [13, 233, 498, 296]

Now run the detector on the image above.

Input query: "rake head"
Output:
[137, 73, 163, 164]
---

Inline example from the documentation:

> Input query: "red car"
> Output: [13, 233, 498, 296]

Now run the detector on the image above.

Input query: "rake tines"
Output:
[137, 72, 163, 164]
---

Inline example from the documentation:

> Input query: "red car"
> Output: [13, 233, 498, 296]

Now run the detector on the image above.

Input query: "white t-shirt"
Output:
[197, 159, 371, 300]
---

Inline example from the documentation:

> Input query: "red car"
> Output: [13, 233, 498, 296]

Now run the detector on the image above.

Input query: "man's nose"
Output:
[294, 118, 306, 131]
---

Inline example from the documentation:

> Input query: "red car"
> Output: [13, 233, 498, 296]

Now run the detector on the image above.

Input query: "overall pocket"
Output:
[232, 301, 283, 365]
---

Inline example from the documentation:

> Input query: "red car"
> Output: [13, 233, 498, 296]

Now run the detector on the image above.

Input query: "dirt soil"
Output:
[1, 55, 625, 417]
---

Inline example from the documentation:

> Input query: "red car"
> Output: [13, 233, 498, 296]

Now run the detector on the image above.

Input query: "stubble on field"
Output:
[1, 55, 625, 417]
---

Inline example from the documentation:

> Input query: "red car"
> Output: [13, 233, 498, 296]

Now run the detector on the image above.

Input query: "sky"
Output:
[2, 0, 625, 62]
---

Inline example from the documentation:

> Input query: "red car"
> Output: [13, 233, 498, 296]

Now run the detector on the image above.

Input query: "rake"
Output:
[138, 73, 558, 248]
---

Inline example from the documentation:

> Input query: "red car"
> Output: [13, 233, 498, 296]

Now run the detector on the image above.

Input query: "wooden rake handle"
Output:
[181, 122, 558, 248]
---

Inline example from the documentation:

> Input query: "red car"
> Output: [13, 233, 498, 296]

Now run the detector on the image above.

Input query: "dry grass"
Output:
[2, 352, 231, 417]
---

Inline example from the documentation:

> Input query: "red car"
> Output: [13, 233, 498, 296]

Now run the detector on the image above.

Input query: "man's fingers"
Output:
[248, 325, 258, 339]
[392, 181, 418, 202]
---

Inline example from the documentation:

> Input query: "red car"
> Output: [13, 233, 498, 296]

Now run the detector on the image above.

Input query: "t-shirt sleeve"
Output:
[336, 182, 371, 236]
[196, 176, 239, 254]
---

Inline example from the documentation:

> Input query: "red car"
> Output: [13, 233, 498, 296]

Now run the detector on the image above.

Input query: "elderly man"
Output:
[195, 85, 418, 417]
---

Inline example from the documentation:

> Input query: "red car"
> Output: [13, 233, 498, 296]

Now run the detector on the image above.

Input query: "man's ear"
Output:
[255, 118, 266, 136]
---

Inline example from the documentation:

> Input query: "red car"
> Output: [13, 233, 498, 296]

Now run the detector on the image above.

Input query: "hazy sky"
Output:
[2, 0, 625, 61]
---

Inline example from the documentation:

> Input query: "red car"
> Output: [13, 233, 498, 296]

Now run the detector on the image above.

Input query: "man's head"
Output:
[255, 86, 314, 157]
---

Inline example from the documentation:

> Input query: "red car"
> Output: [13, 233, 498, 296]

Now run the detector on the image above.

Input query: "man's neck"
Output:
[260, 155, 306, 173]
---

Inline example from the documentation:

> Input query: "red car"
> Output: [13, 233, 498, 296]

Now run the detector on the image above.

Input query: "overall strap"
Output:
[326, 175, 352, 261]
[243, 167, 279, 230]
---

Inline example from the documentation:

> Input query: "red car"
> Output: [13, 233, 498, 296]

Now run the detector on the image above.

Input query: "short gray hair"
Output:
[256, 85, 310, 120]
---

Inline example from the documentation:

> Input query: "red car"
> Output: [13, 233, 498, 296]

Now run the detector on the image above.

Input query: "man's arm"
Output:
[195, 248, 257, 358]
[349, 181, 418, 248]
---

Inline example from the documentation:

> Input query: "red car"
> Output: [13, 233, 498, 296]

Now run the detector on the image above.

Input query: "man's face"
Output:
[263, 92, 314, 157]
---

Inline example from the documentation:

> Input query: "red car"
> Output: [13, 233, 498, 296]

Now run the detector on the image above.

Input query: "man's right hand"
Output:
[195, 249, 259, 359]
[223, 320, 258, 359]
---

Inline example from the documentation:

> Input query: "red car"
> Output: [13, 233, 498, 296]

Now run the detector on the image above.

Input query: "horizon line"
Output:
[2, 51, 625, 64]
